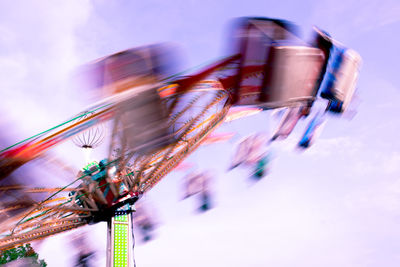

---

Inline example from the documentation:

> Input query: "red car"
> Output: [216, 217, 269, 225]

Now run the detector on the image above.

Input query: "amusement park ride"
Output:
[0, 17, 361, 266]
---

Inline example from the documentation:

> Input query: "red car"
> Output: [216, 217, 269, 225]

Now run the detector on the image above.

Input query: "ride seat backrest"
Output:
[232, 17, 313, 106]
[319, 47, 362, 113]
[260, 45, 325, 108]
[117, 85, 174, 155]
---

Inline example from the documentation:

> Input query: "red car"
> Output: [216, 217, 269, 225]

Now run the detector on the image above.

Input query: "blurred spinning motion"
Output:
[0, 16, 361, 267]
[229, 133, 270, 179]
[182, 170, 213, 212]
[132, 201, 157, 242]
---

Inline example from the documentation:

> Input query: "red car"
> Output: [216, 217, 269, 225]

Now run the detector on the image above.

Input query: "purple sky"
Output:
[1, 0, 400, 266]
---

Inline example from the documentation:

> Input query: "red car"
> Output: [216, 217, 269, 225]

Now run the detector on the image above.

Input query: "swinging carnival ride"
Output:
[0, 17, 361, 266]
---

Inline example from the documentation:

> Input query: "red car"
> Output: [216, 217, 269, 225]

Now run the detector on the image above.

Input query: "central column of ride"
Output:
[107, 205, 135, 267]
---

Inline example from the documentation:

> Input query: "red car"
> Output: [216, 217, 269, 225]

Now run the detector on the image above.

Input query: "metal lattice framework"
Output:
[0, 17, 362, 267]
[0, 78, 232, 251]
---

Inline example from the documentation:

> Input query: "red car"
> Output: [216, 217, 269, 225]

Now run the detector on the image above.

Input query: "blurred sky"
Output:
[1, 0, 400, 266]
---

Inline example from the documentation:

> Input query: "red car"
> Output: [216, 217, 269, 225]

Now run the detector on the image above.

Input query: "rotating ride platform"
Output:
[0, 17, 361, 267]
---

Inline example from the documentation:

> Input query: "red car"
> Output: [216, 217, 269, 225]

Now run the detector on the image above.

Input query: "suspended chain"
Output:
[137, 91, 209, 174]
[169, 92, 206, 124]
[139, 90, 227, 191]
[143, 102, 231, 192]
[0, 217, 86, 251]
[140, 90, 230, 192]
[5, 209, 86, 236]
[106, 89, 222, 192]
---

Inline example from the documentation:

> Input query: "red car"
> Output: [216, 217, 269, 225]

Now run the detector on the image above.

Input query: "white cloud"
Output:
[312, 0, 400, 39]
[0, 1, 94, 131]
[352, 150, 400, 176]
[304, 136, 363, 157]
[273, 134, 363, 158]
[345, 177, 400, 214]
[382, 152, 400, 174]
[353, 0, 400, 30]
